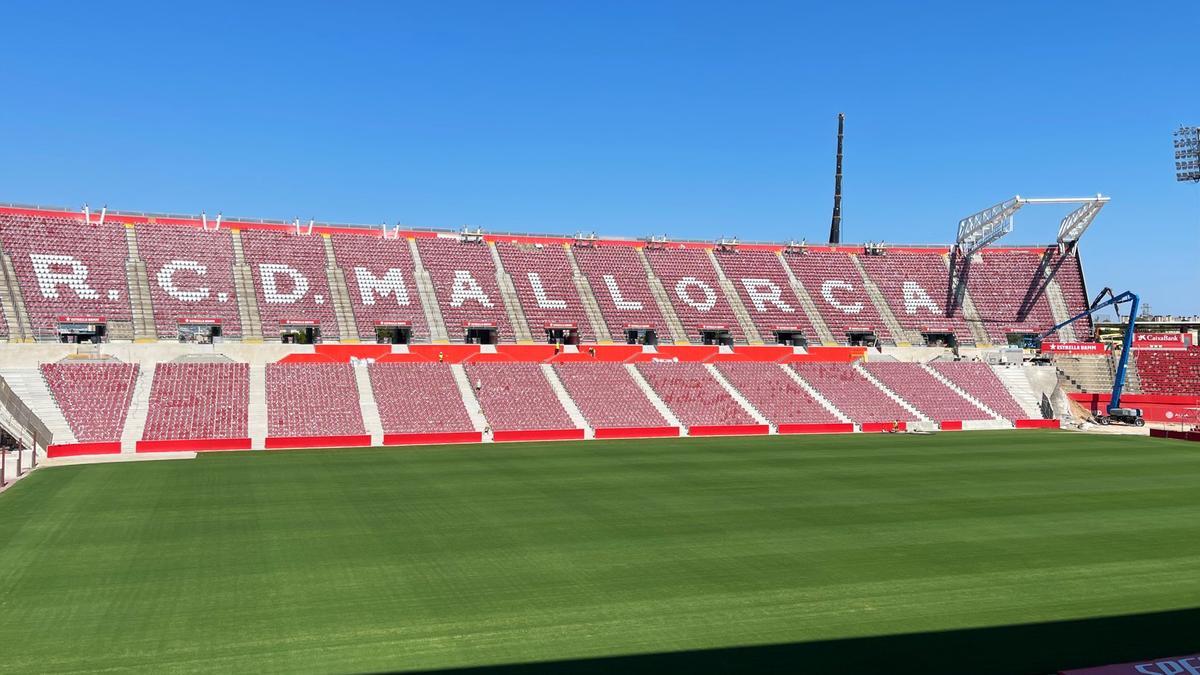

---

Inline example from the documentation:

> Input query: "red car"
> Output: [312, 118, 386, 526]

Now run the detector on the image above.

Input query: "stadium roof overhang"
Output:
[955, 194, 1109, 257]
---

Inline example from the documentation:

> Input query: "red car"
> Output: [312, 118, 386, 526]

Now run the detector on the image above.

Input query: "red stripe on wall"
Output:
[777, 423, 856, 434]
[940, 420, 964, 431]
[688, 424, 770, 437]
[491, 428, 586, 442]
[382, 432, 483, 446]
[861, 421, 908, 432]
[1015, 419, 1061, 429]
[265, 435, 373, 449]
[593, 426, 681, 439]
[137, 438, 252, 453]
[47, 442, 122, 458]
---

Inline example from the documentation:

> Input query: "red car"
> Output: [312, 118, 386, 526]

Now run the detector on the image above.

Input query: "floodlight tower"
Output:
[1174, 126, 1200, 183]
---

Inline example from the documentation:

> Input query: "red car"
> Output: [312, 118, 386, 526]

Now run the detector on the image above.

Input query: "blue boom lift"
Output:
[1038, 288, 1145, 426]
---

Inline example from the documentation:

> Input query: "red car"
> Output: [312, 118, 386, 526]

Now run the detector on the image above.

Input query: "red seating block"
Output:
[929, 361, 1028, 420]
[136, 224, 242, 338]
[1136, 346, 1200, 396]
[142, 362, 249, 439]
[495, 241, 591, 343]
[331, 234, 429, 341]
[241, 230, 340, 340]
[712, 249, 816, 345]
[715, 362, 839, 425]
[856, 251, 972, 344]
[368, 363, 475, 433]
[464, 362, 574, 431]
[790, 362, 915, 424]
[265, 363, 365, 436]
[783, 250, 895, 344]
[863, 361, 991, 421]
[553, 362, 666, 428]
[416, 237, 512, 343]
[41, 362, 139, 442]
[643, 247, 743, 343]
[571, 245, 666, 342]
[635, 362, 755, 427]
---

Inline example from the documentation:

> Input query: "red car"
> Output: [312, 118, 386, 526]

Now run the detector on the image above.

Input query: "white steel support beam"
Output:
[956, 196, 1022, 257]
[1055, 196, 1109, 246]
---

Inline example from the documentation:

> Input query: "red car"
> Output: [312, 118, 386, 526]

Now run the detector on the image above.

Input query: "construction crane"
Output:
[1038, 289, 1145, 426]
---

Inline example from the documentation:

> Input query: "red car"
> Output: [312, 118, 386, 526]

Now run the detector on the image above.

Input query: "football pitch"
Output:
[1, 431, 1198, 674]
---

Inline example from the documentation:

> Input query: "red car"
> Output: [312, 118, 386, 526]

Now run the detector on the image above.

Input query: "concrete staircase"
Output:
[919, 362, 1004, 421]
[450, 364, 491, 438]
[406, 238, 450, 343]
[248, 364, 268, 449]
[1044, 277, 1078, 342]
[780, 364, 852, 423]
[120, 363, 156, 453]
[123, 225, 158, 342]
[635, 249, 689, 344]
[563, 245, 613, 343]
[0, 368, 76, 444]
[540, 364, 593, 438]
[625, 364, 685, 433]
[776, 252, 838, 345]
[705, 363, 771, 429]
[852, 362, 933, 424]
[705, 249, 762, 344]
[943, 255, 991, 346]
[992, 365, 1043, 418]
[1053, 355, 1114, 393]
[230, 231, 264, 342]
[488, 243, 534, 342]
[321, 235, 359, 342]
[352, 362, 384, 446]
[850, 254, 911, 346]
[0, 245, 33, 342]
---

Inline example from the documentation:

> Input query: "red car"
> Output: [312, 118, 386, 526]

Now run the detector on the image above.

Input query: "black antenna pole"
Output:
[829, 112, 844, 244]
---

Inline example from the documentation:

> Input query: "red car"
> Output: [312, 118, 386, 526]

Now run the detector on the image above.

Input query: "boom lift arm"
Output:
[1038, 290, 1144, 425]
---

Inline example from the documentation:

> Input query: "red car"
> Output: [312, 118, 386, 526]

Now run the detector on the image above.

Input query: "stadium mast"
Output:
[828, 112, 845, 244]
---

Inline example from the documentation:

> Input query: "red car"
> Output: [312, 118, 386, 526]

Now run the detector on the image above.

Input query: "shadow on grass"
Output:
[401, 606, 1200, 675]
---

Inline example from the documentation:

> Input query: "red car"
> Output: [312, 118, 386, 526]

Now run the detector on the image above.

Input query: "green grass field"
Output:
[1, 431, 1198, 674]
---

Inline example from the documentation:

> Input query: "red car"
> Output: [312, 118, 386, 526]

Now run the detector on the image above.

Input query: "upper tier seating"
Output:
[463, 362, 574, 431]
[1136, 346, 1200, 396]
[495, 242, 591, 343]
[330, 234, 429, 342]
[415, 237, 513, 343]
[41, 362, 139, 442]
[862, 361, 991, 421]
[571, 245, 667, 342]
[241, 230, 340, 340]
[265, 363, 365, 437]
[715, 362, 840, 425]
[635, 362, 756, 427]
[928, 360, 1029, 420]
[368, 363, 475, 433]
[957, 250, 1058, 344]
[856, 251, 972, 345]
[142, 362, 249, 440]
[783, 250, 895, 344]
[1045, 250, 1093, 339]
[135, 224, 242, 338]
[711, 249, 816, 345]
[790, 362, 916, 424]
[643, 247, 744, 343]
[553, 363, 667, 428]
[0, 214, 130, 337]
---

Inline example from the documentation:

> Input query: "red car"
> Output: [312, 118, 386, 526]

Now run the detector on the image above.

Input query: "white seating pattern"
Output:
[857, 252, 972, 343]
[368, 363, 475, 433]
[331, 234, 429, 341]
[636, 362, 756, 427]
[644, 247, 744, 343]
[136, 224, 243, 338]
[571, 245, 667, 340]
[715, 362, 840, 425]
[464, 362, 574, 431]
[783, 250, 896, 343]
[863, 361, 991, 421]
[712, 249, 816, 344]
[929, 361, 1028, 420]
[241, 230, 340, 340]
[416, 238, 513, 343]
[495, 242, 592, 342]
[41, 362, 139, 442]
[790, 362, 916, 424]
[142, 362, 249, 439]
[265, 363, 365, 436]
[553, 362, 667, 428]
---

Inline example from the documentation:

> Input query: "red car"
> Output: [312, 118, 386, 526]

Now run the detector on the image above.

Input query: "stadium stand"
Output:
[1045, 250, 1093, 339]
[495, 242, 591, 343]
[711, 248, 816, 345]
[1136, 347, 1200, 396]
[783, 250, 894, 344]
[957, 249, 1058, 345]
[863, 361, 992, 421]
[643, 246, 743, 343]
[135, 224, 243, 339]
[415, 237, 513, 343]
[368, 363, 475, 433]
[41, 362, 139, 442]
[142, 362, 249, 440]
[464, 362, 575, 431]
[330, 234, 429, 342]
[0, 214, 130, 338]
[553, 362, 668, 428]
[715, 362, 841, 425]
[265, 363, 365, 437]
[635, 362, 757, 427]
[928, 360, 1028, 420]
[790, 362, 916, 424]
[241, 230, 341, 341]
[571, 244, 667, 343]
[856, 251, 972, 345]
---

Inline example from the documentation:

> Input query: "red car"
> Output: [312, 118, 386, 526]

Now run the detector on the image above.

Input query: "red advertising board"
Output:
[1059, 652, 1200, 674]
[1041, 342, 1108, 354]
[1133, 333, 1191, 351]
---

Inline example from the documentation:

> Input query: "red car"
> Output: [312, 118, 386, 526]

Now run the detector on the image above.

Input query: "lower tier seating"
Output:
[1136, 346, 1200, 396]
[41, 362, 139, 442]
[464, 363, 575, 431]
[142, 362, 249, 440]
[635, 362, 756, 427]
[368, 363, 475, 433]
[553, 363, 667, 428]
[265, 363, 365, 437]
[863, 362, 991, 421]
[928, 361, 1028, 420]
[715, 362, 840, 425]
[790, 362, 916, 424]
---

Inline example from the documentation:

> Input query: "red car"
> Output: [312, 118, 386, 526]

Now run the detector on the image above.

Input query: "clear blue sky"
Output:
[1, 1, 1196, 314]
